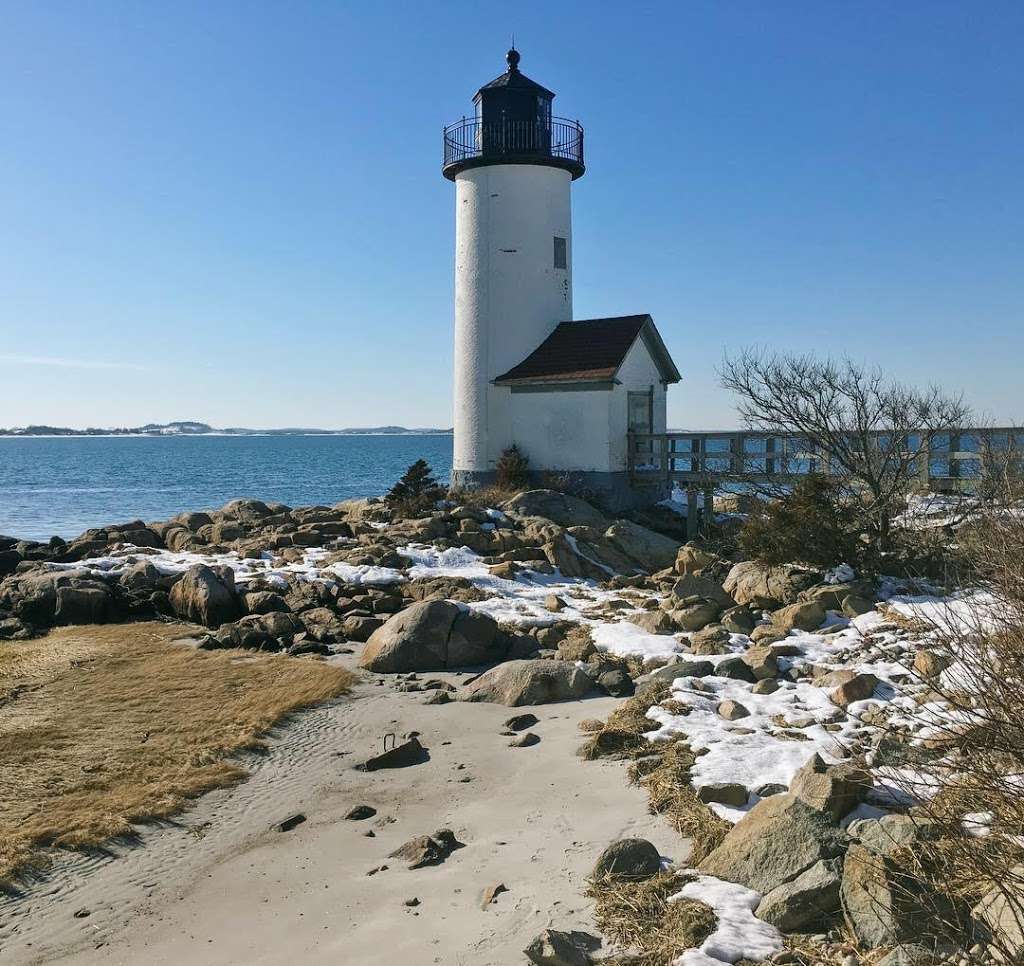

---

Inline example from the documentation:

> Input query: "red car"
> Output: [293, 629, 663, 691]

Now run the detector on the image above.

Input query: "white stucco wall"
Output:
[453, 164, 573, 473]
[508, 388, 613, 472]
[508, 336, 668, 475]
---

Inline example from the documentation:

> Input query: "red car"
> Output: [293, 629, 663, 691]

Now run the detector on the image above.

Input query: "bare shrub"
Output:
[446, 484, 520, 509]
[880, 498, 1024, 958]
[720, 349, 970, 560]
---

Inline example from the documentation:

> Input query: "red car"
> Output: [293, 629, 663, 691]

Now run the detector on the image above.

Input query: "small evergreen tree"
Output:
[738, 474, 862, 570]
[495, 444, 530, 490]
[385, 459, 442, 518]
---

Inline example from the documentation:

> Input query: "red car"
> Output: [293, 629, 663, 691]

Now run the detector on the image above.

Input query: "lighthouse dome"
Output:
[442, 48, 584, 181]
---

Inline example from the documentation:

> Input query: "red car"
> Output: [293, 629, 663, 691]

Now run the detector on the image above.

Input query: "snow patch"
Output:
[673, 875, 782, 966]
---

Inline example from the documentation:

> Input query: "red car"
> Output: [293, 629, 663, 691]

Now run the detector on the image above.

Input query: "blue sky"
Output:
[1, 1, 1021, 430]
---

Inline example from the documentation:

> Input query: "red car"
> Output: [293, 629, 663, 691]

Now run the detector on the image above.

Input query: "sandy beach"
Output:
[2, 651, 679, 966]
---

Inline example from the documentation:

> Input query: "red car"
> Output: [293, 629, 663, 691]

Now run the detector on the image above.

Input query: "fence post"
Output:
[702, 485, 715, 536]
[731, 434, 745, 476]
[917, 432, 931, 491]
[686, 486, 699, 540]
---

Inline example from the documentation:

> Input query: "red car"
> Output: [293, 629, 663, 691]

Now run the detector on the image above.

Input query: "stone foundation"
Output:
[449, 469, 666, 513]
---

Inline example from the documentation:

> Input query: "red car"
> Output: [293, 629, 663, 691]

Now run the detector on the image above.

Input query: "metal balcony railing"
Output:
[442, 116, 584, 179]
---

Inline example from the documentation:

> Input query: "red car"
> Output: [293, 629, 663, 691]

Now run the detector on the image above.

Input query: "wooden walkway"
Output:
[628, 427, 1024, 538]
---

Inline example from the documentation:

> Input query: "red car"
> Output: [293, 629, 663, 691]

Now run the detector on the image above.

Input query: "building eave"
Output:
[504, 379, 617, 393]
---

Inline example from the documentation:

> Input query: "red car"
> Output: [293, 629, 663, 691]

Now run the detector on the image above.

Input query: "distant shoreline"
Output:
[0, 432, 453, 439]
[0, 422, 453, 439]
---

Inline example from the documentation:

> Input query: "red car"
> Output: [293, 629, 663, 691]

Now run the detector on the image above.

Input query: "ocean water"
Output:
[0, 434, 453, 541]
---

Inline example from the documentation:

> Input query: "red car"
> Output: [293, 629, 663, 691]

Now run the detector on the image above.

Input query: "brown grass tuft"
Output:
[578, 685, 729, 863]
[578, 685, 669, 761]
[637, 742, 730, 863]
[0, 622, 356, 886]
[445, 484, 522, 509]
[587, 870, 716, 963]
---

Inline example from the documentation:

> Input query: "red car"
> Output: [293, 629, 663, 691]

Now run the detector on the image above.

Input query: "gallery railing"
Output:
[442, 116, 584, 177]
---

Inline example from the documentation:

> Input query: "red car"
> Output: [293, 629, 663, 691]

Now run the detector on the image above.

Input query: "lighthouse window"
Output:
[553, 236, 567, 270]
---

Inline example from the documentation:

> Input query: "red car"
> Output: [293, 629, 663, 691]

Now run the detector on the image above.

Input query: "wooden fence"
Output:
[627, 427, 1024, 537]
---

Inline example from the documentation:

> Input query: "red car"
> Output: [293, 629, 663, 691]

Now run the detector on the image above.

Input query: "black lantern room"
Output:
[442, 48, 585, 181]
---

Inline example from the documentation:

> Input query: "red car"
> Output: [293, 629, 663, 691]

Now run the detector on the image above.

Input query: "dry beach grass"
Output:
[587, 870, 717, 964]
[0, 621, 355, 886]
[580, 683, 730, 875]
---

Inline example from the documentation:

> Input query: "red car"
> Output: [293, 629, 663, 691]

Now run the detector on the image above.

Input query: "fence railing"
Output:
[628, 428, 1024, 489]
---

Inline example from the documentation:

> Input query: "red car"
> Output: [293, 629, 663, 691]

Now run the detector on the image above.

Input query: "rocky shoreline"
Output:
[0, 489, 1016, 963]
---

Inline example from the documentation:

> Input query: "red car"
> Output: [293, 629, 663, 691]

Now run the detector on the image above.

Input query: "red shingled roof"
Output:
[493, 315, 681, 387]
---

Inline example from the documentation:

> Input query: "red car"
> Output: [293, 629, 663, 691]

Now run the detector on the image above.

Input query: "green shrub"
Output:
[385, 459, 443, 519]
[495, 444, 530, 490]
[738, 475, 861, 569]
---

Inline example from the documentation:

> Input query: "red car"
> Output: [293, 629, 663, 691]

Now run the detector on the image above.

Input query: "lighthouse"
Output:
[443, 48, 680, 507]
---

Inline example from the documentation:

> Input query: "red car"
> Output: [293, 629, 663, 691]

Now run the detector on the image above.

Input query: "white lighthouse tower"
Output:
[443, 48, 584, 487]
[443, 48, 680, 505]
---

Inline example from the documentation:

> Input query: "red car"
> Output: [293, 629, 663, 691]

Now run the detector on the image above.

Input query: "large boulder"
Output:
[543, 534, 596, 580]
[164, 526, 200, 551]
[107, 525, 163, 549]
[698, 792, 847, 894]
[674, 543, 722, 576]
[829, 671, 880, 708]
[635, 659, 714, 690]
[741, 646, 780, 681]
[460, 659, 591, 706]
[121, 560, 161, 591]
[241, 589, 291, 615]
[168, 564, 240, 628]
[298, 605, 345, 642]
[629, 610, 676, 635]
[405, 575, 487, 604]
[169, 510, 213, 531]
[840, 844, 911, 947]
[217, 499, 275, 522]
[789, 754, 872, 822]
[0, 569, 114, 626]
[54, 584, 112, 624]
[524, 929, 597, 966]
[592, 838, 662, 881]
[755, 857, 842, 931]
[840, 817, 956, 950]
[359, 600, 505, 672]
[723, 561, 822, 609]
[503, 490, 609, 529]
[972, 869, 1024, 953]
[848, 813, 938, 857]
[771, 599, 827, 633]
[800, 581, 874, 612]
[0, 548, 22, 576]
[669, 600, 722, 632]
[602, 521, 682, 573]
[666, 574, 734, 609]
